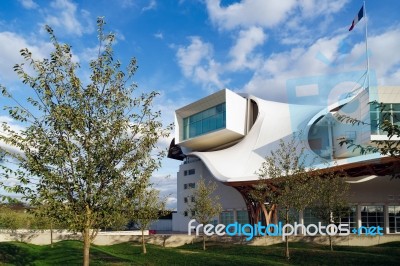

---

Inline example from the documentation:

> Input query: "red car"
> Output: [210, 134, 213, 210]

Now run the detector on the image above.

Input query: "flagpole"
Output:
[364, 1, 370, 90]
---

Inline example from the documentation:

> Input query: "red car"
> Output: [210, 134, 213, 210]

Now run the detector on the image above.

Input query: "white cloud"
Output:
[154, 32, 163, 39]
[18, 0, 38, 9]
[367, 28, 400, 85]
[205, 0, 297, 30]
[0, 32, 52, 83]
[0, 116, 25, 157]
[121, 0, 135, 8]
[228, 26, 267, 71]
[142, 0, 157, 12]
[299, 0, 349, 18]
[176, 36, 225, 90]
[177, 36, 212, 77]
[150, 173, 177, 209]
[242, 28, 400, 103]
[79, 46, 100, 63]
[205, 0, 349, 48]
[43, 0, 94, 36]
[243, 34, 348, 102]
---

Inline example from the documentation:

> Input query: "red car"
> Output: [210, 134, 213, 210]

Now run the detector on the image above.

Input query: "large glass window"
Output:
[339, 206, 357, 231]
[220, 211, 234, 226]
[183, 103, 226, 140]
[184, 169, 195, 176]
[388, 205, 400, 233]
[302, 208, 319, 234]
[303, 208, 319, 226]
[370, 103, 400, 135]
[360, 205, 384, 228]
[236, 210, 249, 224]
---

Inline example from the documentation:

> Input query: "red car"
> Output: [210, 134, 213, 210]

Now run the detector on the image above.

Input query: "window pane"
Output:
[220, 211, 234, 226]
[182, 102, 226, 140]
[361, 205, 384, 228]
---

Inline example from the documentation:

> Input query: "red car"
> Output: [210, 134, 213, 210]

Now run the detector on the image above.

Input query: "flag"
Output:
[349, 5, 364, 31]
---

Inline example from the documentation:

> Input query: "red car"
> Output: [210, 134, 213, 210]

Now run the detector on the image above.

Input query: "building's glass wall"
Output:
[220, 211, 234, 226]
[303, 208, 320, 226]
[236, 210, 249, 224]
[370, 103, 400, 135]
[339, 206, 357, 230]
[360, 205, 384, 228]
[183, 103, 226, 140]
[388, 205, 400, 233]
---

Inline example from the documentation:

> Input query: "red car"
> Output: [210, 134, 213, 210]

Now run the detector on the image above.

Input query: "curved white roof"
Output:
[187, 90, 381, 182]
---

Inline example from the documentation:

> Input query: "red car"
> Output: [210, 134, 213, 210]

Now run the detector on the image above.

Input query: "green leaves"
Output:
[187, 177, 222, 225]
[0, 17, 171, 252]
[256, 133, 317, 222]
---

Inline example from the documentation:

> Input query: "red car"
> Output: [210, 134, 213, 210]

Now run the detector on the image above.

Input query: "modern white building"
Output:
[168, 86, 400, 235]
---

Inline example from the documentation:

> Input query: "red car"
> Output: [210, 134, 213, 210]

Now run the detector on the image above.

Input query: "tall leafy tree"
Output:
[257, 135, 317, 260]
[187, 177, 222, 251]
[131, 183, 168, 254]
[310, 171, 350, 251]
[0, 18, 171, 266]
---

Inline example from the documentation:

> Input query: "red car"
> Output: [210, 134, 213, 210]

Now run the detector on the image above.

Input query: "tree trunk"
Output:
[83, 228, 91, 266]
[50, 221, 53, 248]
[285, 208, 290, 260]
[261, 203, 270, 225]
[142, 229, 147, 254]
[329, 216, 334, 251]
[203, 234, 206, 251]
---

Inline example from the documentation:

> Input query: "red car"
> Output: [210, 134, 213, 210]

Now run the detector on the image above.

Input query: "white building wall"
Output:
[172, 86, 400, 234]
[225, 89, 247, 135]
[172, 157, 247, 232]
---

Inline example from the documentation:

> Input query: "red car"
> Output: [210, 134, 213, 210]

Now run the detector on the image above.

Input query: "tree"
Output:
[310, 170, 350, 251]
[187, 177, 222, 251]
[0, 203, 27, 232]
[131, 182, 168, 254]
[257, 135, 317, 260]
[336, 101, 400, 178]
[0, 18, 171, 266]
[29, 200, 67, 248]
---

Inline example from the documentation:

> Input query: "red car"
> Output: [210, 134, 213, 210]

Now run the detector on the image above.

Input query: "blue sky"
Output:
[1, 0, 400, 208]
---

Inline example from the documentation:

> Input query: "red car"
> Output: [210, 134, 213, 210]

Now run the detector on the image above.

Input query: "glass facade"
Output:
[339, 206, 357, 230]
[370, 103, 400, 135]
[236, 210, 249, 225]
[388, 205, 400, 233]
[220, 211, 234, 226]
[360, 205, 384, 228]
[183, 103, 226, 140]
[184, 169, 195, 176]
[303, 208, 320, 234]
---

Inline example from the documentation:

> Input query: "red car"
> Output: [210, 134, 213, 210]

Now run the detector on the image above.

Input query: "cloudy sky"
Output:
[1, 0, 400, 208]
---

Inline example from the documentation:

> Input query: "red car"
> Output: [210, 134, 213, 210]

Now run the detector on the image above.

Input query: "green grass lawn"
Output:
[0, 240, 399, 266]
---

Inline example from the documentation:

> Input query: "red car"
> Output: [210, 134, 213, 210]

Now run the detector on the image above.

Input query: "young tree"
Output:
[187, 177, 222, 251]
[0, 18, 170, 266]
[336, 101, 400, 178]
[131, 183, 168, 254]
[257, 136, 317, 260]
[0, 204, 27, 233]
[310, 171, 350, 251]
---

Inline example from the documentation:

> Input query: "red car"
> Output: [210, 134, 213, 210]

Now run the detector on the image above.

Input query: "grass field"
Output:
[0, 240, 399, 265]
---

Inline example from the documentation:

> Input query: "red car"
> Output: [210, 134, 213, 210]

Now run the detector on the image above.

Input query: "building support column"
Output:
[299, 210, 304, 235]
[234, 186, 262, 224]
[357, 204, 362, 228]
[384, 204, 389, 234]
